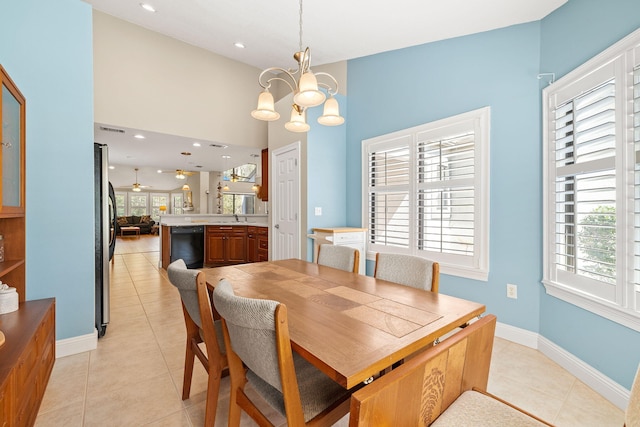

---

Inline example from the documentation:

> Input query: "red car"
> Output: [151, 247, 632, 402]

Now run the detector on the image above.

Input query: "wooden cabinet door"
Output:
[257, 227, 268, 261]
[226, 231, 247, 263]
[247, 227, 258, 262]
[0, 373, 13, 427]
[205, 232, 226, 264]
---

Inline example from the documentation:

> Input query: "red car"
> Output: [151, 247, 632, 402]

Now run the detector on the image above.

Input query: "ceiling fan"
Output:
[158, 169, 196, 180]
[227, 164, 257, 182]
[132, 168, 151, 192]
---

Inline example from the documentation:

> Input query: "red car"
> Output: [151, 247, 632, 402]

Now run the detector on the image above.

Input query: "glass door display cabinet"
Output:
[0, 65, 26, 301]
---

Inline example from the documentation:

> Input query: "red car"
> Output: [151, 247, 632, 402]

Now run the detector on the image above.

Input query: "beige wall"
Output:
[93, 11, 267, 149]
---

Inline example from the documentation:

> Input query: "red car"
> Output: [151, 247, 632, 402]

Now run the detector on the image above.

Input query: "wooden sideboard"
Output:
[0, 299, 56, 426]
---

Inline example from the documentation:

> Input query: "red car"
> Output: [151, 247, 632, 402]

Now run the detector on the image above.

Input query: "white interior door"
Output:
[272, 143, 300, 260]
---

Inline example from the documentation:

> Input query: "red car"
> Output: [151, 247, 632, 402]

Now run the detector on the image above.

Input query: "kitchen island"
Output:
[159, 214, 268, 269]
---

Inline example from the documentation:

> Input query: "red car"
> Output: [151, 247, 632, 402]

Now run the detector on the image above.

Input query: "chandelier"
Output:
[250, 0, 344, 132]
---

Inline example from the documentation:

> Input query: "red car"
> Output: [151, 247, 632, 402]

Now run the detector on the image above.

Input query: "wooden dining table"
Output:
[203, 259, 486, 390]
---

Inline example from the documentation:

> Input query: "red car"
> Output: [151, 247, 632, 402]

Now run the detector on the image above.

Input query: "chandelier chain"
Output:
[298, 0, 303, 53]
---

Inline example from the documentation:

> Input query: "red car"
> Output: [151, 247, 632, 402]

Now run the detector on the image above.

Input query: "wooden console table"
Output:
[0, 299, 55, 426]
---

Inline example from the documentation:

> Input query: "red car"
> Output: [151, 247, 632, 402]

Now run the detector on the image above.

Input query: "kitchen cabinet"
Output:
[258, 148, 268, 201]
[247, 227, 258, 263]
[205, 226, 247, 266]
[257, 227, 268, 261]
[0, 65, 26, 302]
[247, 226, 268, 262]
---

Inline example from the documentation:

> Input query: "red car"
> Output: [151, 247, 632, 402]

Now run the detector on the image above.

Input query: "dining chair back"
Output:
[350, 314, 554, 426]
[374, 253, 439, 293]
[167, 259, 227, 426]
[317, 244, 359, 273]
[212, 279, 351, 427]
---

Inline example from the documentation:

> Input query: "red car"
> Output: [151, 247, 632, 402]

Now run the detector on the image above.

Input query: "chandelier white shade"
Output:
[250, 0, 344, 133]
[285, 107, 310, 133]
[317, 96, 345, 126]
[250, 90, 280, 121]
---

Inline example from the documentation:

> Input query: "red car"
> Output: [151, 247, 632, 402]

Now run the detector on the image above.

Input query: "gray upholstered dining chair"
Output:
[317, 244, 360, 273]
[212, 279, 352, 427]
[374, 253, 439, 293]
[167, 259, 227, 427]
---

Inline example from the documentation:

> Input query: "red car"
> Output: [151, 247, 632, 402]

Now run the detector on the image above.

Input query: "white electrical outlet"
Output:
[507, 283, 518, 299]
[314, 207, 322, 216]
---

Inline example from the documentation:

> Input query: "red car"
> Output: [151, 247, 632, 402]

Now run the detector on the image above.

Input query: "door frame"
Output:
[271, 141, 301, 260]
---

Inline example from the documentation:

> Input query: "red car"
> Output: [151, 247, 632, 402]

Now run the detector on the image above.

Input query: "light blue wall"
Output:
[347, 23, 544, 332]
[347, 0, 640, 391]
[539, 0, 640, 389]
[0, 1, 95, 339]
[305, 95, 348, 260]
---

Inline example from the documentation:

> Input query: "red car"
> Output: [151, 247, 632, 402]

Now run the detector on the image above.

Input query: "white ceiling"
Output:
[85, 0, 567, 190]
[84, 0, 566, 70]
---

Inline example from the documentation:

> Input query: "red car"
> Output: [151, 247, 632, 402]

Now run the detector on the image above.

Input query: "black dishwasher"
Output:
[170, 226, 204, 268]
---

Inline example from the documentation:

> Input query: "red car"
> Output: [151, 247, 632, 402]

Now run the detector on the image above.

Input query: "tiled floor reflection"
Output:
[35, 236, 625, 426]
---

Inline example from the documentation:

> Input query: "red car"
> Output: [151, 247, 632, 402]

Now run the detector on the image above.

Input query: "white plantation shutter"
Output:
[552, 80, 617, 302]
[417, 132, 475, 256]
[543, 28, 640, 330]
[634, 65, 640, 313]
[367, 138, 411, 249]
[363, 108, 490, 280]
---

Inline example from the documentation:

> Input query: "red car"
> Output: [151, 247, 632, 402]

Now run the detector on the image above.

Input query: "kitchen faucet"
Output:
[234, 214, 239, 222]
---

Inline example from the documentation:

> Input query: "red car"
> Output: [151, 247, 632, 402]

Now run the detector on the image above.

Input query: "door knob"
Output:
[274, 224, 280, 229]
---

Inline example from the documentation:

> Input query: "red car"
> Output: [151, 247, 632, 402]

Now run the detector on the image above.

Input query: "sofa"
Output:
[116, 215, 155, 235]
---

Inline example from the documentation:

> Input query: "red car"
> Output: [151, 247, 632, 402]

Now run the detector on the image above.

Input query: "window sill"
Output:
[543, 280, 640, 333]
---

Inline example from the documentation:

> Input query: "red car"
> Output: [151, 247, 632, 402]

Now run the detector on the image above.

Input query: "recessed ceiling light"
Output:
[157, 170, 163, 173]
[193, 142, 201, 147]
[140, 3, 156, 12]
[221, 155, 231, 159]
[109, 165, 115, 170]
[134, 134, 145, 139]
[234, 42, 245, 49]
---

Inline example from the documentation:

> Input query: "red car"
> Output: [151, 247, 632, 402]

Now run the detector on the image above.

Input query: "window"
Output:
[224, 163, 256, 183]
[222, 193, 256, 214]
[128, 193, 148, 216]
[363, 107, 490, 280]
[543, 28, 640, 331]
[171, 193, 184, 215]
[115, 192, 126, 217]
[150, 193, 169, 222]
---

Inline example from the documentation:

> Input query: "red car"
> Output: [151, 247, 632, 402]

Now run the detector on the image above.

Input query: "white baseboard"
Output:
[55, 330, 97, 358]
[496, 321, 629, 411]
[537, 336, 629, 411]
[495, 321, 540, 348]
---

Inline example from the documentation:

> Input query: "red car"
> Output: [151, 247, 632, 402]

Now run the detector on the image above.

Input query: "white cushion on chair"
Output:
[431, 390, 548, 427]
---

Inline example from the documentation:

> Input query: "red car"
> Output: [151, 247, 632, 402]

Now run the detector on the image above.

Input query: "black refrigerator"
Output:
[94, 143, 116, 337]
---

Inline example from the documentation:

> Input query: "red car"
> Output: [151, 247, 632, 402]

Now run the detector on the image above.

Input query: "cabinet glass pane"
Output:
[2, 83, 21, 207]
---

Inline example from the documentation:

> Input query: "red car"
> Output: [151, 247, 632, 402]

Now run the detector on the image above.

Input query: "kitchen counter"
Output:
[160, 214, 268, 227]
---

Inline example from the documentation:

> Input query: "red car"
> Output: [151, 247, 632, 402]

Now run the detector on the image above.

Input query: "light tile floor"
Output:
[35, 236, 625, 426]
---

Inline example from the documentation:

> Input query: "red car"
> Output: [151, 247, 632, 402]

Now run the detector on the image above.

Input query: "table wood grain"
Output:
[203, 259, 485, 389]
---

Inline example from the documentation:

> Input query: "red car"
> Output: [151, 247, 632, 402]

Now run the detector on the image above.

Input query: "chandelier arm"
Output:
[258, 67, 298, 93]
[314, 72, 339, 96]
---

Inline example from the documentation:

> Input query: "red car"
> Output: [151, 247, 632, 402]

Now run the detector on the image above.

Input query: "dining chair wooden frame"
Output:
[167, 259, 228, 427]
[349, 314, 554, 426]
[317, 244, 360, 274]
[213, 279, 352, 427]
[374, 252, 439, 293]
